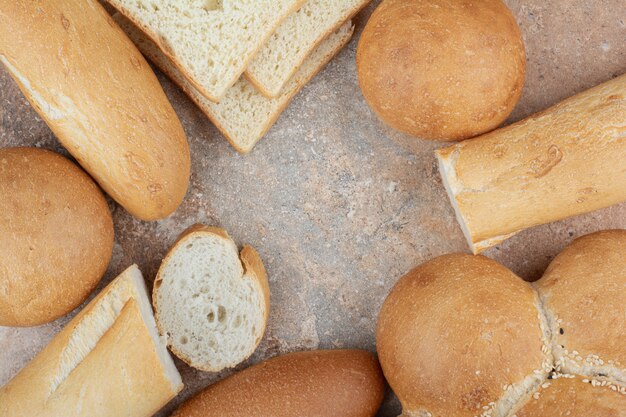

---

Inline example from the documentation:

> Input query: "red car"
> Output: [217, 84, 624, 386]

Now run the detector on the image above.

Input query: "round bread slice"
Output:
[153, 224, 270, 372]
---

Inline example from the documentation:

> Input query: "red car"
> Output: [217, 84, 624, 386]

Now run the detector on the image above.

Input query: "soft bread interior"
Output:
[155, 231, 267, 372]
[52, 265, 182, 394]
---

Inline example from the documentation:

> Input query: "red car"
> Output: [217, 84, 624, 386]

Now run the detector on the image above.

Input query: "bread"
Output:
[356, 0, 525, 141]
[0, 0, 190, 221]
[436, 74, 626, 253]
[0, 265, 183, 417]
[115, 14, 354, 153]
[245, 0, 370, 98]
[107, 0, 305, 103]
[0, 147, 114, 327]
[515, 377, 626, 416]
[153, 224, 270, 372]
[172, 350, 385, 417]
[377, 230, 625, 417]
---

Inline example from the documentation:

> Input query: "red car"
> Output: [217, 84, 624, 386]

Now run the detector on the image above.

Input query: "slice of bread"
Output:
[246, 0, 371, 98]
[107, 0, 305, 102]
[115, 14, 354, 153]
[153, 225, 270, 372]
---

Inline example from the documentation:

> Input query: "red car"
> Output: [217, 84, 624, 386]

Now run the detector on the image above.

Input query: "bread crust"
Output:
[0, 265, 183, 417]
[357, 0, 525, 141]
[107, 0, 306, 103]
[0, 147, 114, 326]
[0, 0, 190, 220]
[172, 350, 385, 417]
[436, 74, 626, 253]
[153, 224, 270, 371]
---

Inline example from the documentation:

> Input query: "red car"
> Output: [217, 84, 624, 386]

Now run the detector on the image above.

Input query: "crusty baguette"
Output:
[0, 265, 183, 417]
[154, 224, 270, 372]
[115, 13, 354, 153]
[173, 350, 385, 417]
[436, 74, 626, 253]
[106, 0, 306, 103]
[0, 147, 114, 327]
[245, 0, 371, 98]
[0, 0, 190, 221]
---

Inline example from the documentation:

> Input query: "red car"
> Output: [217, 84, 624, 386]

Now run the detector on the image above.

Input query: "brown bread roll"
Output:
[357, 0, 525, 141]
[0, 0, 190, 220]
[173, 350, 385, 417]
[0, 147, 114, 326]
[377, 230, 625, 416]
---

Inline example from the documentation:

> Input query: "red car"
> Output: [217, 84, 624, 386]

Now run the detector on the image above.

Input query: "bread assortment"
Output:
[172, 350, 385, 417]
[377, 230, 625, 417]
[0, 265, 183, 417]
[1, 1, 624, 416]
[437, 74, 626, 253]
[0, 0, 190, 221]
[357, 0, 525, 141]
[153, 225, 270, 372]
[0, 147, 114, 327]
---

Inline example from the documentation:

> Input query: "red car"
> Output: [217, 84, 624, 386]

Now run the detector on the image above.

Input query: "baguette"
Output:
[0, 265, 183, 417]
[0, 0, 190, 221]
[173, 350, 385, 417]
[436, 74, 626, 253]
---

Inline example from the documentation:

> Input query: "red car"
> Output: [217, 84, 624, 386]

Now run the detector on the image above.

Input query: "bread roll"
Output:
[173, 350, 385, 417]
[437, 74, 626, 253]
[357, 0, 525, 141]
[154, 224, 270, 372]
[377, 230, 625, 416]
[377, 254, 548, 417]
[0, 0, 190, 220]
[0, 147, 113, 327]
[535, 230, 626, 383]
[0, 265, 183, 417]
[515, 377, 626, 417]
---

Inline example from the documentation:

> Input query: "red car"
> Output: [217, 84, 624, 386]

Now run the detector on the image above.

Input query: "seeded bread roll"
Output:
[515, 377, 626, 417]
[0, 147, 113, 327]
[0, 0, 190, 220]
[357, 0, 525, 141]
[535, 230, 626, 383]
[377, 254, 548, 417]
[173, 350, 385, 417]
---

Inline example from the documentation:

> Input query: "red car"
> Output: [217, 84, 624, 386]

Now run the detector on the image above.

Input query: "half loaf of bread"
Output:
[115, 13, 354, 153]
[0, 265, 183, 417]
[107, 0, 305, 102]
[153, 224, 270, 372]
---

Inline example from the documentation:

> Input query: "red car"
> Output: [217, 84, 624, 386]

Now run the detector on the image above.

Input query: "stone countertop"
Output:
[1, 1, 625, 416]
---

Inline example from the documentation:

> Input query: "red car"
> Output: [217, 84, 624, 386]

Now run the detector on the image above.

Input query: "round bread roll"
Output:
[535, 230, 626, 381]
[0, 147, 114, 326]
[515, 377, 626, 417]
[377, 254, 547, 417]
[357, 0, 525, 141]
[172, 350, 385, 417]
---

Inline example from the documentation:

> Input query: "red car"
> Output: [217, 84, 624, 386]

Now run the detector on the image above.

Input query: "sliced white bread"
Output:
[246, 0, 371, 98]
[153, 225, 270, 372]
[115, 14, 354, 153]
[0, 265, 183, 417]
[106, 0, 305, 102]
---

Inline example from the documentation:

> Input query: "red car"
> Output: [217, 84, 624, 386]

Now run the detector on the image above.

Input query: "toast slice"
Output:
[153, 225, 270, 372]
[246, 0, 371, 98]
[107, 0, 305, 102]
[115, 14, 354, 153]
[0, 265, 183, 417]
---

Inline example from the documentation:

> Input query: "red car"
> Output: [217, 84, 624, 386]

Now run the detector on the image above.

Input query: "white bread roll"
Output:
[172, 350, 385, 417]
[0, 265, 183, 417]
[0, 0, 190, 220]
[377, 230, 625, 416]
[436, 74, 626, 253]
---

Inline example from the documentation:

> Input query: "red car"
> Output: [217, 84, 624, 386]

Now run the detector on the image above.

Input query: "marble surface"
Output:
[1, 1, 625, 415]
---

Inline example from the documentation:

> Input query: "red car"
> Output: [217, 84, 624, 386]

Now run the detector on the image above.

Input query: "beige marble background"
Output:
[1, 1, 625, 415]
